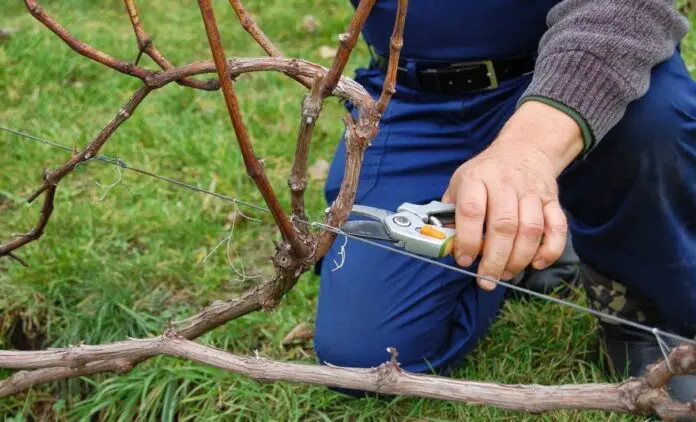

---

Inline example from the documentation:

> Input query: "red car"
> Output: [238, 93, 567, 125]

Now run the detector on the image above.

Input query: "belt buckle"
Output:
[451, 59, 498, 91]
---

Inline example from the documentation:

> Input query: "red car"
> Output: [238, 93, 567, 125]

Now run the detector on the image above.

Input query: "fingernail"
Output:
[534, 259, 547, 269]
[502, 271, 514, 280]
[478, 278, 497, 291]
[457, 254, 474, 267]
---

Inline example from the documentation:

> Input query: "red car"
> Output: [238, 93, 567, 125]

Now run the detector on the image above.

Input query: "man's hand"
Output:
[442, 100, 584, 290]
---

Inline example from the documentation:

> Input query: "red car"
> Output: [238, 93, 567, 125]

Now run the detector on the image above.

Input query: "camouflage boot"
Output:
[581, 264, 696, 404]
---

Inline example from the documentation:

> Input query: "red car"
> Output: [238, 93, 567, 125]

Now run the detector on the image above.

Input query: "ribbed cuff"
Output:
[519, 50, 634, 152]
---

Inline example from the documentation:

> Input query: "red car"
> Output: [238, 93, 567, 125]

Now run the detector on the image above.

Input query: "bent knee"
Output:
[313, 237, 501, 373]
[313, 312, 451, 371]
[313, 244, 453, 371]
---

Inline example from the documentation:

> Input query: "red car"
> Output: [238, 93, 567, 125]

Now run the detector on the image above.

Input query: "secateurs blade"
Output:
[340, 200, 457, 258]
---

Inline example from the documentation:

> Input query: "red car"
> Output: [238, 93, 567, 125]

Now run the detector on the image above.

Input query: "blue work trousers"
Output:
[314, 50, 696, 375]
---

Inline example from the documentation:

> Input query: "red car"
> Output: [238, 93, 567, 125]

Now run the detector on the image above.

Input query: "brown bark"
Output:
[7, 1, 690, 419]
[288, 77, 325, 231]
[645, 343, 696, 388]
[0, 180, 56, 259]
[123, 0, 218, 90]
[24, 0, 152, 82]
[227, 0, 283, 58]
[1, 87, 151, 260]
[319, 0, 378, 98]
[148, 57, 372, 104]
[376, 0, 407, 114]
[2, 337, 695, 419]
[286, 0, 383, 232]
[197, 0, 310, 259]
[294, 0, 407, 252]
[314, 111, 380, 258]
[1, 55, 374, 265]
[26, 87, 152, 203]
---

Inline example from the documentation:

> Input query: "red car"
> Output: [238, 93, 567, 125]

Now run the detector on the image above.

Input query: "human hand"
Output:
[442, 100, 584, 290]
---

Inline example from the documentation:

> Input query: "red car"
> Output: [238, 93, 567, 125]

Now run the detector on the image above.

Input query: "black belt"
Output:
[372, 49, 536, 95]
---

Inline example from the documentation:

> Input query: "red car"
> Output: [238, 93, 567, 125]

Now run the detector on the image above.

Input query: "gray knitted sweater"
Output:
[520, 0, 689, 152]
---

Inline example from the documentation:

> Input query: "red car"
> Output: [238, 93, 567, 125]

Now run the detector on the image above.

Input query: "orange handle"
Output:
[420, 224, 447, 240]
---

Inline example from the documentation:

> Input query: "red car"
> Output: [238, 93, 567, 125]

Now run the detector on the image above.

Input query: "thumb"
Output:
[442, 188, 453, 203]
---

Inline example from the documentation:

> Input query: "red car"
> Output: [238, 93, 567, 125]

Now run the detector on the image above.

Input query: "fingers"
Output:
[533, 200, 568, 269]
[476, 187, 518, 290]
[453, 179, 487, 269]
[447, 173, 566, 292]
[504, 195, 544, 277]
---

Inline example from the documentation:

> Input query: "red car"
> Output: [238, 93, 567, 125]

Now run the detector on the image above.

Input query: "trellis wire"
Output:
[2, 124, 695, 350]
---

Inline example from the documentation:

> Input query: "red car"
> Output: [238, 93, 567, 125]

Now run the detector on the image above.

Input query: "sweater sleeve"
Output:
[518, 0, 689, 152]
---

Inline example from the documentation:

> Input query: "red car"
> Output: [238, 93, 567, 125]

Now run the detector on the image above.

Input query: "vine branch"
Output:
[123, 0, 218, 91]
[1, 87, 151, 260]
[197, 0, 309, 259]
[319, 0, 378, 98]
[376, 0, 407, 114]
[6, 0, 691, 419]
[0, 180, 56, 259]
[4, 0, 386, 405]
[24, 0, 152, 82]
[314, 0, 407, 257]
[227, 0, 283, 57]
[2, 338, 695, 419]
[289, 0, 404, 241]
[225, 0, 315, 90]
[0, 55, 373, 261]
[26, 87, 152, 203]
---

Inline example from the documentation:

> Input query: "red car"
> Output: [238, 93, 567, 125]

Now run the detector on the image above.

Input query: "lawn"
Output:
[1, 1, 695, 420]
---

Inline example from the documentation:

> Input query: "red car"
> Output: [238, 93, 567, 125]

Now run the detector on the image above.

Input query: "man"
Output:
[314, 0, 696, 401]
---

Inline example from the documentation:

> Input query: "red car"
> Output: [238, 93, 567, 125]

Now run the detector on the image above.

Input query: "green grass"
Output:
[1, 1, 695, 421]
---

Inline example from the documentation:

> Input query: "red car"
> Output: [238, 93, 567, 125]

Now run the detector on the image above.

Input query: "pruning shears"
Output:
[340, 200, 457, 258]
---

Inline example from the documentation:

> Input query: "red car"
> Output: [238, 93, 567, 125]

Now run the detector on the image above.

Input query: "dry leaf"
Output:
[126, 236, 148, 254]
[318, 45, 337, 59]
[302, 15, 319, 33]
[0, 194, 9, 211]
[224, 210, 242, 230]
[0, 28, 17, 41]
[308, 159, 330, 181]
[201, 177, 217, 211]
[281, 322, 314, 346]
